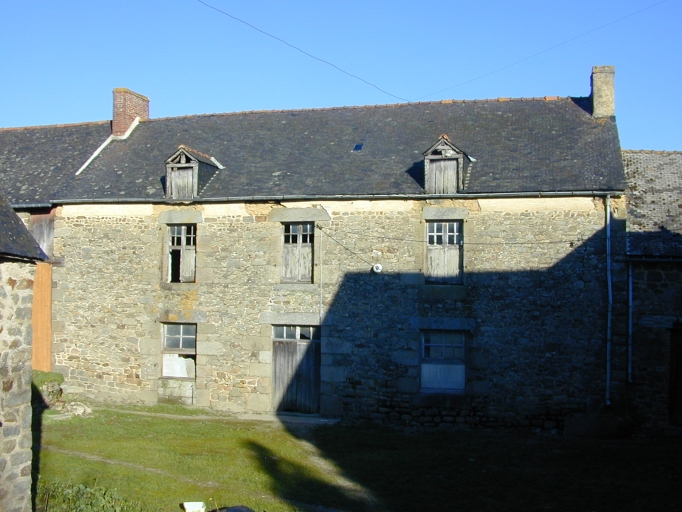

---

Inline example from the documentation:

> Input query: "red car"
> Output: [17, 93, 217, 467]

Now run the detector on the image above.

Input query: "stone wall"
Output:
[51, 197, 625, 429]
[629, 261, 682, 429]
[0, 260, 35, 512]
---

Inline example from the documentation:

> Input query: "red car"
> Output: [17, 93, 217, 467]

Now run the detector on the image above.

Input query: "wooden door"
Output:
[273, 339, 320, 413]
[670, 326, 682, 426]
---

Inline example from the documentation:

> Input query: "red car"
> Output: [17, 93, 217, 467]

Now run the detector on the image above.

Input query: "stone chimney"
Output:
[112, 88, 149, 136]
[591, 66, 615, 118]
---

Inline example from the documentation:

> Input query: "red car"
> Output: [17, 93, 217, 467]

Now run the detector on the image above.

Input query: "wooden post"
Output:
[32, 262, 52, 371]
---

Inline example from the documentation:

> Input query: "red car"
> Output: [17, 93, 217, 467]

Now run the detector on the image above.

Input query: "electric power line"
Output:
[196, 0, 669, 103]
[416, 0, 671, 100]
[195, 0, 410, 102]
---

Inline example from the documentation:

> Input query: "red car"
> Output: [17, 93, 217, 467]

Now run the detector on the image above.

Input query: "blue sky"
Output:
[1, 0, 680, 150]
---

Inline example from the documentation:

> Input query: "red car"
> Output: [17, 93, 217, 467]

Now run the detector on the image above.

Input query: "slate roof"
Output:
[0, 122, 111, 205]
[623, 150, 682, 256]
[0, 188, 46, 261]
[1, 97, 626, 204]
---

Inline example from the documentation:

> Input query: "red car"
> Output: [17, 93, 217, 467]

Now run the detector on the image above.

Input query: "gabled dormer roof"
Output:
[422, 134, 465, 159]
[166, 145, 224, 169]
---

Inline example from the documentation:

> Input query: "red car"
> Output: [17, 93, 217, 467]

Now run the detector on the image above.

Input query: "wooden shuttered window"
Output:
[282, 223, 313, 283]
[426, 221, 463, 284]
[169, 167, 195, 199]
[169, 224, 196, 283]
[427, 159, 458, 194]
[421, 330, 466, 393]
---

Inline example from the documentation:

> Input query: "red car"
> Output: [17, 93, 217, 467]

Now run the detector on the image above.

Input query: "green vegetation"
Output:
[34, 405, 682, 511]
[32, 370, 64, 388]
[36, 482, 151, 512]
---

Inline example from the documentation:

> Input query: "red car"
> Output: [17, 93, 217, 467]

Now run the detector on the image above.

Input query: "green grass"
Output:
[34, 406, 682, 511]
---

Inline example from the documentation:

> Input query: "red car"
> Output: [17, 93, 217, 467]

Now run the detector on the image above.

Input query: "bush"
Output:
[36, 481, 153, 512]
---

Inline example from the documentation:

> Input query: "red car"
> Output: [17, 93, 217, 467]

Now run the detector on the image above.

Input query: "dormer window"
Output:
[165, 145, 223, 200]
[423, 134, 466, 194]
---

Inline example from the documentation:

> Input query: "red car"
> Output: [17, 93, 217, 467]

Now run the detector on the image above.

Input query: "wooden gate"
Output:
[273, 338, 320, 414]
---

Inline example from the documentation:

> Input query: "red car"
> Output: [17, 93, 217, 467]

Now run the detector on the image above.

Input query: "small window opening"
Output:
[168, 224, 196, 283]
[353, 143, 363, 152]
[162, 323, 197, 378]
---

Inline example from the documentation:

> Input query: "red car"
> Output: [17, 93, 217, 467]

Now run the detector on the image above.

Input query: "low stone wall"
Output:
[0, 261, 35, 512]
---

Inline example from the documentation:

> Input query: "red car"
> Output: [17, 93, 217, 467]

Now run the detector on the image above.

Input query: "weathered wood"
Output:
[170, 167, 194, 199]
[298, 244, 312, 282]
[426, 222, 462, 284]
[29, 209, 55, 257]
[281, 223, 313, 283]
[273, 339, 320, 413]
[429, 159, 457, 194]
[421, 363, 465, 391]
[180, 246, 196, 282]
[32, 262, 52, 371]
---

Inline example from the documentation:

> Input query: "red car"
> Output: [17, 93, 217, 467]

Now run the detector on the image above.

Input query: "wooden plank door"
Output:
[273, 339, 320, 413]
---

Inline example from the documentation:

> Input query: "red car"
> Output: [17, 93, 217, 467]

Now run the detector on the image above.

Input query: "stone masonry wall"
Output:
[0, 261, 35, 512]
[51, 197, 625, 430]
[629, 261, 682, 430]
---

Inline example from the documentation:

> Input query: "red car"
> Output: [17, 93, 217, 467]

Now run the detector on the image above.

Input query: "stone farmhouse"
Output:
[0, 190, 46, 512]
[4, 65, 674, 432]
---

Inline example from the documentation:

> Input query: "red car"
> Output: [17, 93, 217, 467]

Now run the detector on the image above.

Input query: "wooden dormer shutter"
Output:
[170, 167, 194, 199]
[423, 135, 465, 194]
[180, 243, 196, 282]
[428, 159, 458, 194]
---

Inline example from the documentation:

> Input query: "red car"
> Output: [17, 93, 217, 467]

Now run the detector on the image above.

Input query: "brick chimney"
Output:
[112, 88, 149, 136]
[591, 66, 615, 118]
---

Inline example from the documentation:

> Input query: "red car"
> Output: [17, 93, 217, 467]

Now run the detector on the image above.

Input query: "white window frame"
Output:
[281, 222, 314, 283]
[162, 323, 197, 379]
[420, 330, 466, 393]
[425, 221, 463, 284]
[273, 325, 321, 341]
[168, 224, 196, 283]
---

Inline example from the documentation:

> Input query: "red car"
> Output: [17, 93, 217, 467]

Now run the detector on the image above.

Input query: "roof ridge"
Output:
[0, 120, 110, 132]
[145, 96, 572, 123]
[622, 149, 682, 155]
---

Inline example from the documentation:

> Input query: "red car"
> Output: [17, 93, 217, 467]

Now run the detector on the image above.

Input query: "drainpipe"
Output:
[628, 263, 633, 383]
[318, 222, 324, 324]
[605, 195, 613, 405]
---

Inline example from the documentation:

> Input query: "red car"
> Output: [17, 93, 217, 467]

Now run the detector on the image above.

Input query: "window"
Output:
[421, 330, 465, 393]
[426, 221, 462, 284]
[168, 224, 196, 283]
[162, 323, 196, 378]
[282, 222, 314, 283]
[273, 325, 321, 341]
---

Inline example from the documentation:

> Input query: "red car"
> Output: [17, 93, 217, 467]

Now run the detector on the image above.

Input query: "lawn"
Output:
[33, 405, 682, 511]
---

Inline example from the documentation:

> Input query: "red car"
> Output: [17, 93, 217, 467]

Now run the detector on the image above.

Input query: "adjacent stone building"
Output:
[0, 190, 46, 512]
[623, 150, 682, 431]
[1, 66, 658, 432]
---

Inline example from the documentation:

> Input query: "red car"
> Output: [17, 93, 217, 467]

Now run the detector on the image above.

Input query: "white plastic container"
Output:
[183, 502, 206, 512]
